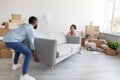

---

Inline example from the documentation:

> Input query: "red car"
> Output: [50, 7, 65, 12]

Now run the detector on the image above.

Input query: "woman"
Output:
[67, 24, 78, 36]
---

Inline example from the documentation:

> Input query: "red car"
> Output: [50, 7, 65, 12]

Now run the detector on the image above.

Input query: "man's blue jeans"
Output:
[5, 42, 33, 74]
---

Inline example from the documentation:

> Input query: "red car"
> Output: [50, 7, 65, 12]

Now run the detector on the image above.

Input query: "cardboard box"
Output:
[12, 14, 21, 20]
[0, 41, 13, 58]
[0, 28, 12, 36]
[2, 22, 17, 29]
[85, 26, 100, 38]
[9, 19, 25, 26]
[0, 49, 12, 58]
[106, 47, 117, 56]
[81, 38, 88, 47]
[0, 42, 7, 50]
[89, 39, 105, 47]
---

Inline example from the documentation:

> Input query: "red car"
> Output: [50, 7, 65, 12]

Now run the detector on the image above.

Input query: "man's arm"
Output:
[26, 26, 40, 63]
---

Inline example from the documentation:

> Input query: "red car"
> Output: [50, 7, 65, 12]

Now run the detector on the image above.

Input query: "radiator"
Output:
[100, 33, 120, 54]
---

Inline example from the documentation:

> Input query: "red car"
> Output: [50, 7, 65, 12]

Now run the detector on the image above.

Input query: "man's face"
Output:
[34, 21, 38, 29]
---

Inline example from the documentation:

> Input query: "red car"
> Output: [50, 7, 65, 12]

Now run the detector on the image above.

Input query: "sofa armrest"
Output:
[66, 35, 80, 44]
[34, 38, 57, 65]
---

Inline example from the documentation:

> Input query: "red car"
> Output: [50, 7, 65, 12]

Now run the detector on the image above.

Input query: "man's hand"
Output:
[32, 50, 40, 63]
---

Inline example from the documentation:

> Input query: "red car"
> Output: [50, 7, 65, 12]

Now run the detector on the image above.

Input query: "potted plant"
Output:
[106, 42, 120, 56]
[85, 33, 91, 39]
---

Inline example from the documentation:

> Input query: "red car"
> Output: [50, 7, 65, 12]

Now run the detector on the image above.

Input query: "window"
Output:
[104, 0, 120, 33]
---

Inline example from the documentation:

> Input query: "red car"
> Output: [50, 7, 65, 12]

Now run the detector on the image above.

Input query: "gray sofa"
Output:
[34, 32, 81, 71]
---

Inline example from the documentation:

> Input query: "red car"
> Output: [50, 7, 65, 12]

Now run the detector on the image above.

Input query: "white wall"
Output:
[0, 0, 105, 34]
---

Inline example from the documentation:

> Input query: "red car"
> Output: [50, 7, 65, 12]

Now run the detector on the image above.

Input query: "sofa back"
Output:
[35, 32, 67, 45]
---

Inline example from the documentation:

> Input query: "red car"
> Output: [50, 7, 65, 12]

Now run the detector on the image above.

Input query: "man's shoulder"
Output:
[24, 24, 32, 27]
[24, 24, 34, 33]
[24, 24, 33, 29]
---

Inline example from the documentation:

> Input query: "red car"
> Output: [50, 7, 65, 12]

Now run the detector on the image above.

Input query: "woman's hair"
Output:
[70, 24, 77, 30]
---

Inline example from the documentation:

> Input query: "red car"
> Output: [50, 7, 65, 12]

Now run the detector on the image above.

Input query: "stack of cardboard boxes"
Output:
[0, 14, 25, 58]
[85, 26, 100, 38]
[89, 38, 106, 47]
[9, 14, 25, 26]
[84, 26, 117, 56]
[0, 14, 25, 36]
[0, 41, 12, 58]
[0, 28, 11, 36]
[2, 14, 25, 30]
[81, 26, 100, 47]
[2, 22, 17, 30]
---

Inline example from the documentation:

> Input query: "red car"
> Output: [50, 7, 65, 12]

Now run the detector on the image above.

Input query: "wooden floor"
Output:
[0, 49, 120, 80]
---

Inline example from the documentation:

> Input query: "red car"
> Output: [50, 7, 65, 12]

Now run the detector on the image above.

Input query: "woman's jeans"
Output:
[5, 42, 33, 74]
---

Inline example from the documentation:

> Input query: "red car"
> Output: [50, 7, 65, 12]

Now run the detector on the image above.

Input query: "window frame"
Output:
[104, 0, 120, 33]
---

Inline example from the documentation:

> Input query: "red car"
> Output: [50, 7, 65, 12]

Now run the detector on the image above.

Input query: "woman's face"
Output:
[70, 26, 75, 32]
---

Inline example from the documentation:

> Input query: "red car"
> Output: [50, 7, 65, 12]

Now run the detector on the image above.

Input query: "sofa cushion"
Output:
[35, 32, 67, 44]
[62, 44, 80, 51]
[35, 33, 51, 39]
[47, 32, 56, 39]
[54, 32, 67, 45]
[57, 44, 80, 58]
[67, 44, 80, 51]
[57, 44, 72, 57]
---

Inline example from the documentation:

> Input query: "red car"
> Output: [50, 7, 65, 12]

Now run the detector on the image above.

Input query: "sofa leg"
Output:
[50, 65, 54, 72]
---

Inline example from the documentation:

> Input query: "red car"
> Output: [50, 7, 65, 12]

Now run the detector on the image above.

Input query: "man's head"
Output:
[29, 16, 38, 29]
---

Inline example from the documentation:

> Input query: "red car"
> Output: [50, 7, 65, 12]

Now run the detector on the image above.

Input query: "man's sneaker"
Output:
[20, 74, 35, 80]
[12, 63, 21, 70]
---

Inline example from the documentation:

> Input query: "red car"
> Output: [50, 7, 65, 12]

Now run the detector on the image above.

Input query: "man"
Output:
[3, 16, 40, 80]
